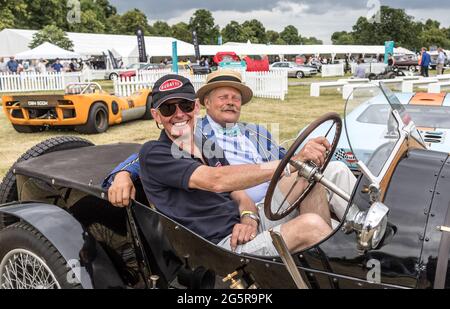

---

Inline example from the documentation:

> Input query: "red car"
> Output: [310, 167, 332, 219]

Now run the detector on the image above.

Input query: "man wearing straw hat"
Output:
[105, 70, 355, 255]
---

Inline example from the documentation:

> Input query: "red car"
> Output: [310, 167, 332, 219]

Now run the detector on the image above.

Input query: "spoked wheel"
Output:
[264, 113, 342, 221]
[0, 249, 61, 289]
[0, 222, 81, 289]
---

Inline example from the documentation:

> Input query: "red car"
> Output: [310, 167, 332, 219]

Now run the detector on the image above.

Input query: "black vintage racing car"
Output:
[0, 83, 449, 289]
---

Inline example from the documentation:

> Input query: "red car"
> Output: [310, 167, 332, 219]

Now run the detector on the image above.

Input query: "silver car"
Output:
[104, 63, 148, 80]
[270, 61, 318, 78]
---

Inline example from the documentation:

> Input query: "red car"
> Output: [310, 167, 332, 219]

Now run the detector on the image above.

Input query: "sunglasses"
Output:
[158, 100, 195, 117]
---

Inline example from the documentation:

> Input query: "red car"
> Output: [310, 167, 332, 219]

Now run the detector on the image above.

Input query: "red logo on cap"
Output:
[159, 79, 183, 92]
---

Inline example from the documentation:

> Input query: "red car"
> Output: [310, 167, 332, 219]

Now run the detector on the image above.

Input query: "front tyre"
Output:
[296, 71, 304, 79]
[0, 136, 94, 204]
[0, 222, 82, 289]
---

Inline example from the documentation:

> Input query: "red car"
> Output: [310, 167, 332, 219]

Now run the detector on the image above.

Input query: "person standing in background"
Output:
[420, 48, 431, 77]
[36, 59, 48, 74]
[0, 57, 7, 73]
[6, 56, 18, 73]
[437, 47, 447, 75]
[51, 58, 64, 73]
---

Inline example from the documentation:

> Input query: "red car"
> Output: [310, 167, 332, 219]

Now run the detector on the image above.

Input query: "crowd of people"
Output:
[0, 56, 84, 74]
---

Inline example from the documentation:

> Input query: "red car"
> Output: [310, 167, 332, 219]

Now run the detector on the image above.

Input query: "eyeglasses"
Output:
[158, 100, 195, 117]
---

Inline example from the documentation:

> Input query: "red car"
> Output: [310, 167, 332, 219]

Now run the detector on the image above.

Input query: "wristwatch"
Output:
[240, 211, 260, 225]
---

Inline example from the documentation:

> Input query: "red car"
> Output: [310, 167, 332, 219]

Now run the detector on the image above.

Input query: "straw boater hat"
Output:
[197, 70, 253, 105]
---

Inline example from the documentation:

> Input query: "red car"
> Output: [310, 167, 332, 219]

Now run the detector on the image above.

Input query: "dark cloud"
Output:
[109, 0, 449, 20]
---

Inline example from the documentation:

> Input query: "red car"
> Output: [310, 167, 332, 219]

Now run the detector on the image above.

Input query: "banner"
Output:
[384, 41, 394, 64]
[172, 41, 178, 74]
[136, 28, 148, 63]
[108, 50, 118, 69]
[192, 30, 201, 61]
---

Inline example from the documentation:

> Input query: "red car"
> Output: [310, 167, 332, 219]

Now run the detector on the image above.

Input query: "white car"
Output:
[270, 61, 318, 78]
[104, 63, 148, 80]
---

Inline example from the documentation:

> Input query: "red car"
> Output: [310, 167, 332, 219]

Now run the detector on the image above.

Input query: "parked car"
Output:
[367, 65, 406, 80]
[270, 61, 318, 78]
[1, 84, 450, 289]
[188, 64, 211, 75]
[303, 87, 450, 173]
[104, 63, 148, 80]
[213, 52, 247, 71]
[429, 51, 450, 70]
[119, 63, 166, 79]
[393, 55, 419, 72]
[1, 82, 152, 134]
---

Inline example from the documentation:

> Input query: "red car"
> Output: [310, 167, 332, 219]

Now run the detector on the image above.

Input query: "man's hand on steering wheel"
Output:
[293, 137, 331, 167]
[264, 113, 342, 221]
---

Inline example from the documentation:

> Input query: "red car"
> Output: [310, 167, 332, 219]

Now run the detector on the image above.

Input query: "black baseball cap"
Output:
[152, 75, 196, 109]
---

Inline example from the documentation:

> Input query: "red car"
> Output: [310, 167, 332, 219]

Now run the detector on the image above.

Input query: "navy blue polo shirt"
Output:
[139, 130, 240, 244]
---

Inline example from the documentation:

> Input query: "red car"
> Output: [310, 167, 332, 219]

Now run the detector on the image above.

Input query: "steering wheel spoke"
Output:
[264, 113, 342, 221]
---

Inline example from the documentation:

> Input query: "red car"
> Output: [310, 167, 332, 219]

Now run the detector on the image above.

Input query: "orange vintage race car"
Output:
[1, 82, 153, 134]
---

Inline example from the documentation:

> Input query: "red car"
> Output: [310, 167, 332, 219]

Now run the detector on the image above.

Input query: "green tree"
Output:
[266, 30, 282, 44]
[94, 0, 117, 19]
[189, 9, 219, 45]
[105, 14, 122, 34]
[152, 21, 172, 37]
[331, 31, 355, 45]
[241, 19, 267, 44]
[419, 24, 450, 49]
[29, 25, 74, 50]
[68, 9, 106, 33]
[221, 21, 245, 43]
[0, 0, 28, 30]
[352, 6, 422, 50]
[301, 36, 323, 45]
[118, 9, 151, 35]
[280, 25, 301, 45]
[0, 7, 15, 31]
[16, 0, 68, 30]
[171, 22, 192, 43]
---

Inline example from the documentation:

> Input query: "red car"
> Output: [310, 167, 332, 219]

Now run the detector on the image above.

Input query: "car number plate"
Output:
[27, 100, 49, 107]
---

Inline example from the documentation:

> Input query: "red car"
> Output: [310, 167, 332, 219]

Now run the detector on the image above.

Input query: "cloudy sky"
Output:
[109, 0, 450, 44]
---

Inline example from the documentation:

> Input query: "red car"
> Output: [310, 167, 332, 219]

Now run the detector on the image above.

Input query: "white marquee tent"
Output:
[0, 29, 195, 65]
[0, 28, 416, 64]
[15, 42, 81, 60]
[200, 42, 415, 58]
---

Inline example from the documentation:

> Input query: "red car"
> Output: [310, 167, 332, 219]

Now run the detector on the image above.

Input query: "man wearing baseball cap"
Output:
[105, 72, 358, 256]
[106, 70, 354, 221]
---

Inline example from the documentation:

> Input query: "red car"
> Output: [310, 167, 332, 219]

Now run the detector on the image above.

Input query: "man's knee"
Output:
[299, 213, 330, 232]
[288, 213, 331, 245]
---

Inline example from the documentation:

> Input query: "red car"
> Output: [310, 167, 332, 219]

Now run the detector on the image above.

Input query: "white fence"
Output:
[351, 63, 387, 75]
[114, 70, 288, 100]
[321, 64, 345, 77]
[0, 71, 90, 93]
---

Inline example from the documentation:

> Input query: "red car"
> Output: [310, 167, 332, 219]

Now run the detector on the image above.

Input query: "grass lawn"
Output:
[0, 81, 346, 179]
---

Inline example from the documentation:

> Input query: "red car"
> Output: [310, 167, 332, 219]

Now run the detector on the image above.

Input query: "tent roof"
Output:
[200, 42, 415, 56]
[0, 28, 417, 59]
[15, 42, 81, 60]
[0, 29, 195, 58]
[0, 29, 31, 57]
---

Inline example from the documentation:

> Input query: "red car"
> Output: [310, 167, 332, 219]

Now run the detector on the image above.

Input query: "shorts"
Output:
[217, 186, 298, 256]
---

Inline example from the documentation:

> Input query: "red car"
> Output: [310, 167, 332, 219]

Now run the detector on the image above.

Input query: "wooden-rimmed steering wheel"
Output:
[264, 113, 342, 221]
